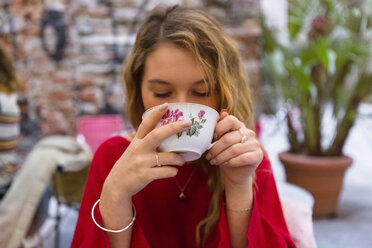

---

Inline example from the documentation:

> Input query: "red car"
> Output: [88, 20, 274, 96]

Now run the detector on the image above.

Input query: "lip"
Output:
[142, 102, 219, 119]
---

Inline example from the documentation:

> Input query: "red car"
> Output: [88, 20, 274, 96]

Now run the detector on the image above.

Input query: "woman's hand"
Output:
[205, 111, 263, 187]
[98, 103, 192, 247]
[101, 103, 192, 202]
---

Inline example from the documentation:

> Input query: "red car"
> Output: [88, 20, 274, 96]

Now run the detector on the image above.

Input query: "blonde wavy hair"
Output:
[123, 5, 254, 246]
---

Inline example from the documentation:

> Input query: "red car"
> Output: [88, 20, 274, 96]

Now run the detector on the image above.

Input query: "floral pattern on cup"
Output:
[161, 109, 184, 125]
[184, 110, 207, 138]
[161, 109, 207, 138]
[161, 109, 185, 138]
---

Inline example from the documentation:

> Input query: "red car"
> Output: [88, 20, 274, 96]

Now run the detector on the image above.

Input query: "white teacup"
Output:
[142, 102, 219, 161]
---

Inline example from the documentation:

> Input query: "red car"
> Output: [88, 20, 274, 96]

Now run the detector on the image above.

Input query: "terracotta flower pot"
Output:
[278, 152, 352, 218]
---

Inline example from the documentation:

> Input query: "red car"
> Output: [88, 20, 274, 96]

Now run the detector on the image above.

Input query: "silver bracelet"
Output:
[91, 199, 136, 233]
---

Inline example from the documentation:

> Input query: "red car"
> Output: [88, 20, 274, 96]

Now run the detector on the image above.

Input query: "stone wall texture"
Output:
[0, 0, 261, 139]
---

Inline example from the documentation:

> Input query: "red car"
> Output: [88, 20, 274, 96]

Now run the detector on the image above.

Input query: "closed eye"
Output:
[153, 92, 171, 98]
[192, 91, 209, 97]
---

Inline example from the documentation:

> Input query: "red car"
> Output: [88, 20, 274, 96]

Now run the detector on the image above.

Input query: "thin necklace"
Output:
[173, 166, 197, 200]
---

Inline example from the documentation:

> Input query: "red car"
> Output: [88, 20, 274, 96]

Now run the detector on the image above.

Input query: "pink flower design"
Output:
[174, 109, 183, 121]
[162, 109, 171, 119]
[161, 109, 184, 125]
[198, 110, 205, 119]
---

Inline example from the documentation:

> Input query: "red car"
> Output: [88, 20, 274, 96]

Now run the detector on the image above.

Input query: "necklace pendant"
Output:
[179, 192, 186, 200]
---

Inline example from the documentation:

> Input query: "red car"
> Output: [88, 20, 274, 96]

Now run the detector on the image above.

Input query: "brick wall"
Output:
[0, 0, 261, 140]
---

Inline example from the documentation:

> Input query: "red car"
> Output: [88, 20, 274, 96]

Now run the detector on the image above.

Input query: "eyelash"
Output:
[153, 92, 209, 98]
[153, 92, 171, 98]
[193, 92, 209, 97]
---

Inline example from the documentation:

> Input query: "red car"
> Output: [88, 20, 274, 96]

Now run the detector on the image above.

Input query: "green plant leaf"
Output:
[261, 0, 372, 155]
[357, 72, 372, 101]
[314, 38, 330, 70]
[288, 0, 317, 39]
[301, 38, 335, 74]
[333, 84, 350, 119]
[285, 58, 312, 93]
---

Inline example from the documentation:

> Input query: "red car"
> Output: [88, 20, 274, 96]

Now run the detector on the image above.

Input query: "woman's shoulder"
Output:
[92, 136, 131, 165]
[90, 136, 131, 177]
[96, 135, 131, 155]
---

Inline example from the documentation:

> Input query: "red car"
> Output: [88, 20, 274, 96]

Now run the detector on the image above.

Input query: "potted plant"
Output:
[261, 0, 372, 217]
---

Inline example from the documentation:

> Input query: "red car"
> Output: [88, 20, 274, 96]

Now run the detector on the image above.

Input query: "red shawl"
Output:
[72, 136, 296, 248]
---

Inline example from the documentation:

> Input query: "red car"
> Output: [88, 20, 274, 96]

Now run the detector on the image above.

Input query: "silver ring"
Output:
[239, 128, 247, 143]
[155, 152, 161, 167]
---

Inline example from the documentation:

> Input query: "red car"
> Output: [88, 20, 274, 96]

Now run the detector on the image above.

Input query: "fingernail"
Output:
[158, 103, 168, 111]
[206, 153, 211, 160]
[180, 120, 192, 127]
[210, 159, 216, 165]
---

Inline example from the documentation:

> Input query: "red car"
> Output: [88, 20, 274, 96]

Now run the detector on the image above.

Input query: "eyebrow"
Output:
[148, 79, 206, 85]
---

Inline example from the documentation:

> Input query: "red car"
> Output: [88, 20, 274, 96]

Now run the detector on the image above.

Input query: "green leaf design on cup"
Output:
[179, 110, 207, 138]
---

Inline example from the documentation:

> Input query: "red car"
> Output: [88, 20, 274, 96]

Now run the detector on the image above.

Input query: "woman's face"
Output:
[141, 42, 219, 111]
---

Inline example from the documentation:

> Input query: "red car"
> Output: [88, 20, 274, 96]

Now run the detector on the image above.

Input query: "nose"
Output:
[173, 92, 188, 103]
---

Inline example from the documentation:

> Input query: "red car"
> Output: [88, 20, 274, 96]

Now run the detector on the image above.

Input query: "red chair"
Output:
[76, 114, 124, 154]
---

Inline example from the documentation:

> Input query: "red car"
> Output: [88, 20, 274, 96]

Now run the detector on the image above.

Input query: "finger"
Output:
[222, 149, 263, 168]
[147, 166, 179, 180]
[209, 139, 260, 166]
[136, 103, 169, 139]
[208, 128, 256, 160]
[218, 109, 228, 121]
[144, 120, 192, 149]
[214, 115, 243, 140]
[207, 130, 241, 159]
[149, 152, 185, 168]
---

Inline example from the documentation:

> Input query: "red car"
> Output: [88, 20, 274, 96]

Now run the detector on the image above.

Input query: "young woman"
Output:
[72, 5, 295, 248]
